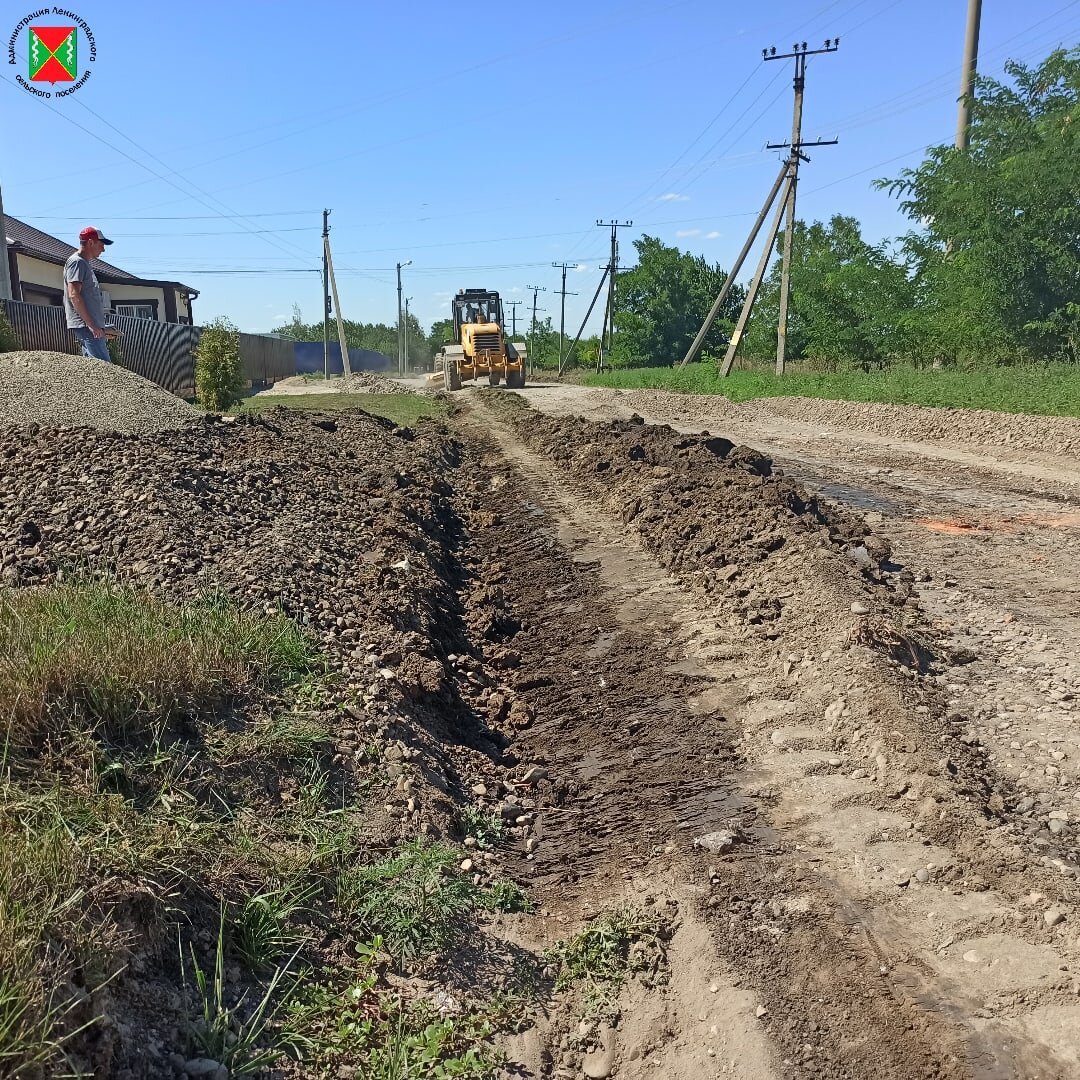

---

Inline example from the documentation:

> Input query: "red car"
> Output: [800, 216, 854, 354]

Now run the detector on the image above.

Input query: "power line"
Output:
[0, 76, 319, 269]
[18, 211, 318, 221]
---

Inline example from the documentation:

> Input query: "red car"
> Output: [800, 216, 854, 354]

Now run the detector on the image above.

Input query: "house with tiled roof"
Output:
[4, 215, 199, 324]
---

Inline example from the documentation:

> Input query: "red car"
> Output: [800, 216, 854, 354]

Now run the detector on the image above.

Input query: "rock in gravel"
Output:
[850, 601, 870, 615]
[694, 827, 749, 854]
[0, 351, 200, 433]
[183, 1060, 225, 1078]
[1044, 909, 1065, 927]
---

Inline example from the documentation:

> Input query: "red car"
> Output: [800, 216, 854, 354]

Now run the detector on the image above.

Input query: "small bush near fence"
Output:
[0, 307, 19, 353]
[195, 317, 244, 411]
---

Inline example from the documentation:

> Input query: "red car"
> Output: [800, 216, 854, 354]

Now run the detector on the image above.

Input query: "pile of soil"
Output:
[0, 351, 200, 433]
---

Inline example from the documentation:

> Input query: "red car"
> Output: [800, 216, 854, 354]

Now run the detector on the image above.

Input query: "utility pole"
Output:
[404, 297, 412, 371]
[396, 260, 411, 377]
[766, 39, 839, 375]
[596, 220, 632, 359]
[559, 266, 610, 377]
[526, 285, 546, 375]
[322, 209, 331, 381]
[551, 262, 578, 367]
[956, 0, 982, 149]
[324, 229, 353, 377]
[0, 180, 12, 301]
[506, 299, 523, 336]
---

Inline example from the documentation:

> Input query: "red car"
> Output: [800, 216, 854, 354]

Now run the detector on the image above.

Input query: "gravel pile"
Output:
[0, 351, 199, 433]
[591, 389, 1080, 459]
[340, 370, 414, 394]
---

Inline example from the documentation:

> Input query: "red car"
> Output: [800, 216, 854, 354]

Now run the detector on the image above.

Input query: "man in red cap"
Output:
[64, 226, 117, 362]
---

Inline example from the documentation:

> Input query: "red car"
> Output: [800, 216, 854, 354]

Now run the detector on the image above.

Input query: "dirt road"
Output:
[450, 383, 1080, 1078]
[5, 369, 1078, 1077]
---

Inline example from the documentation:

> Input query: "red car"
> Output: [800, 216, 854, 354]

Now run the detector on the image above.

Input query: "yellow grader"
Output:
[432, 288, 527, 390]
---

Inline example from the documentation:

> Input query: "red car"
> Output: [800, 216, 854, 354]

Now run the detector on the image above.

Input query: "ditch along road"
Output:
[444, 385, 1080, 1079]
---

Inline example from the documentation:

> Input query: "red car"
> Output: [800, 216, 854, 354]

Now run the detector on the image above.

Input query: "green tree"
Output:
[195, 317, 244, 411]
[609, 236, 745, 367]
[527, 316, 560, 370]
[879, 47, 1080, 364]
[272, 309, 397, 362]
[427, 318, 454, 355]
[741, 215, 914, 370]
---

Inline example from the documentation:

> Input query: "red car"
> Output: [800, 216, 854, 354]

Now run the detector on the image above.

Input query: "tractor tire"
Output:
[446, 364, 462, 391]
[488, 369, 501, 387]
[507, 368, 526, 389]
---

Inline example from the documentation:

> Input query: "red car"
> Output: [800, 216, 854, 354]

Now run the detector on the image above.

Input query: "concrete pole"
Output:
[322, 209, 330, 380]
[0, 181, 12, 301]
[956, 0, 983, 149]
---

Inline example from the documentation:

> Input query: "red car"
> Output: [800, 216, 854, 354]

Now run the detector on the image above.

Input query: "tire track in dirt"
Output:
[459, 391, 1080, 1080]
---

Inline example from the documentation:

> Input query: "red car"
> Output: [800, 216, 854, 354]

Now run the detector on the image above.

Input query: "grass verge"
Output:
[239, 392, 447, 426]
[0, 578, 314, 754]
[582, 362, 1080, 418]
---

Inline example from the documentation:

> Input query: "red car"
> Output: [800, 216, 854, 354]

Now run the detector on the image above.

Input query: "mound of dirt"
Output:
[340, 369, 414, 394]
[0, 351, 200, 433]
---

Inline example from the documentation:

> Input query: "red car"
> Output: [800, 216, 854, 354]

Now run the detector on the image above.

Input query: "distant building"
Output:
[3, 214, 198, 324]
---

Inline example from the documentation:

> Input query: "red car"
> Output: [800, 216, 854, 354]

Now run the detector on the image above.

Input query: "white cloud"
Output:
[675, 229, 701, 238]
[573, 263, 590, 273]
[658, 193, 689, 202]
[705, 231, 722, 239]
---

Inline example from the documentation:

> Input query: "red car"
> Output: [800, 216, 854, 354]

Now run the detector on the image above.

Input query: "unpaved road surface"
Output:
[455, 383, 1080, 1078]
[4, 371, 1079, 1078]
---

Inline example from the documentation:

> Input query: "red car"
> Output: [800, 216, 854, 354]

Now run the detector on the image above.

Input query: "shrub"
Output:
[0, 306, 20, 353]
[195, 317, 245, 411]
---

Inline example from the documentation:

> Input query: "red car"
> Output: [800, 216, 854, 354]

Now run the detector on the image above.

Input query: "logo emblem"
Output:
[29, 25, 76, 83]
[9, 9, 97, 98]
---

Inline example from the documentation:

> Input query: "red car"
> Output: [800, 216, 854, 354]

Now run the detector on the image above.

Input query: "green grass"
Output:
[582, 362, 1080, 418]
[239, 393, 447, 426]
[0, 578, 316, 753]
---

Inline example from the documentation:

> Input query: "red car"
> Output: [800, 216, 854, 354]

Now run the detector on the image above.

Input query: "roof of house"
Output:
[4, 215, 198, 295]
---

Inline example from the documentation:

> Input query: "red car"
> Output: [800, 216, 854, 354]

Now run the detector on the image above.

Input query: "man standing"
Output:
[64, 226, 116, 361]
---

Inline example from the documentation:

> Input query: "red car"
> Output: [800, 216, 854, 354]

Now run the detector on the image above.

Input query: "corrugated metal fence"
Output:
[0, 299, 294, 396]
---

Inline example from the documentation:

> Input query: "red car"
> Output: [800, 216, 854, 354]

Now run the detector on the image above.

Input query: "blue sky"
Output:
[3, 0, 1079, 336]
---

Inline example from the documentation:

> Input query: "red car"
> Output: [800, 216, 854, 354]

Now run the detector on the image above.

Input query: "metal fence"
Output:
[0, 299, 294, 396]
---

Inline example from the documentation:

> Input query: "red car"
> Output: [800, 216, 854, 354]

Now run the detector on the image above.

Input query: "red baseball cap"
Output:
[79, 226, 113, 245]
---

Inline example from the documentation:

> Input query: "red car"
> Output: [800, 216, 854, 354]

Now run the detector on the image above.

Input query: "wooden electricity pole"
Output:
[551, 262, 578, 366]
[596, 220, 632, 360]
[766, 39, 839, 375]
[682, 40, 838, 374]
[956, 0, 983, 149]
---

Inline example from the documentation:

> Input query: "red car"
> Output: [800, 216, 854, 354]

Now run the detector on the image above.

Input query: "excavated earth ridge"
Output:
[2, 394, 1079, 1078]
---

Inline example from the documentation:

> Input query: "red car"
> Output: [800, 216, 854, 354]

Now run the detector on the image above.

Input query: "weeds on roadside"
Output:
[183, 915, 308, 1074]
[544, 907, 662, 1011]
[456, 805, 504, 850]
[480, 880, 532, 914]
[285, 951, 502, 1079]
[232, 881, 317, 974]
[337, 841, 480, 965]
